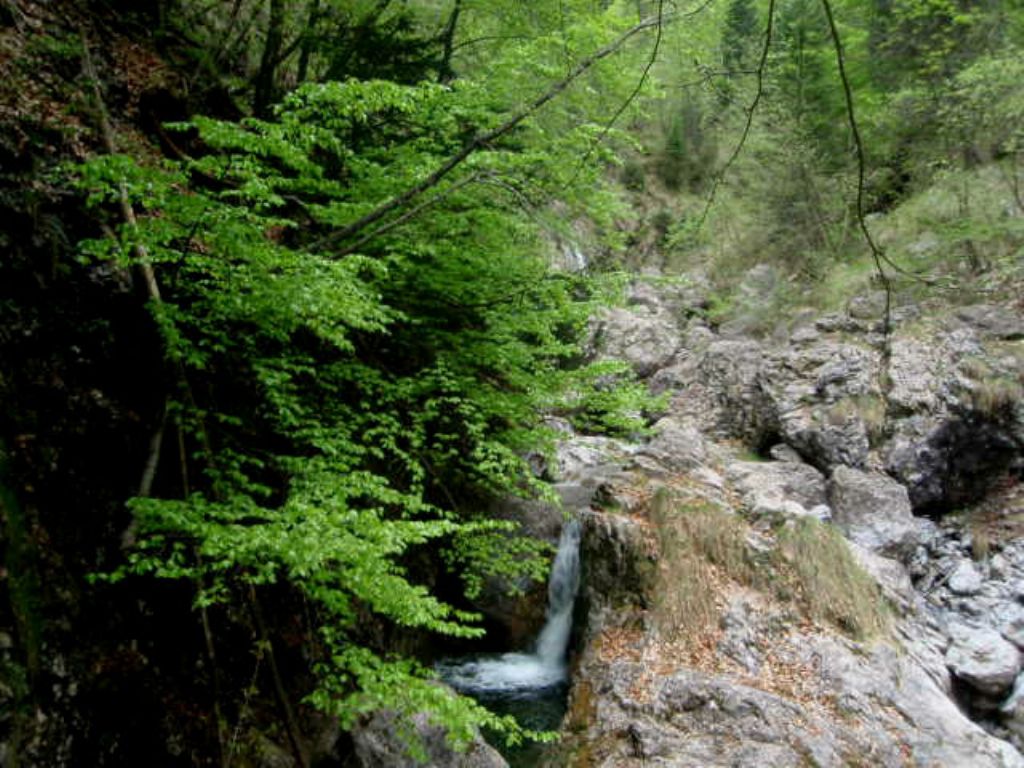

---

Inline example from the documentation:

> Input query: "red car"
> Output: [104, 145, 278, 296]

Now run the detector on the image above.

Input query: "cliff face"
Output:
[544, 277, 1024, 767]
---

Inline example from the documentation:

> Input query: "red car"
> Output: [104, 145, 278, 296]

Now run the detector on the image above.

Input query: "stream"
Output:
[437, 518, 581, 764]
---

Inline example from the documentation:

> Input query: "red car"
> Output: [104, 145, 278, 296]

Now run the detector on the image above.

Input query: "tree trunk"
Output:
[437, 0, 462, 83]
[296, 0, 321, 85]
[254, 0, 286, 118]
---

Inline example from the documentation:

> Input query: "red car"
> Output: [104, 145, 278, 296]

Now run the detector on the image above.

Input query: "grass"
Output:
[648, 489, 756, 637]
[775, 517, 889, 640]
[647, 489, 889, 643]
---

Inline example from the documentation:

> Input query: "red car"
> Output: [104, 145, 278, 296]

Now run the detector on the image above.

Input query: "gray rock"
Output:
[578, 509, 657, 625]
[761, 342, 882, 470]
[955, 304, 1024, 340]
[1002, 674, 1024, 738]
[948, 560, 985, 596]
[351, 710, 507, 768]
[555, 435, 635, 482]
[994, 602, 1024, 649]
[828, 466, 919, 559]
[717, 597, 765, 674]
[638, 417, 708, 473]
[727, 460, 828, 521]
[768, 443, 804, 463]
[693, 338, 773, 442]
[946, 622, 1022, 699]
[589, 302, 681, 377]
[849, 544, 917, 612]
[848, 291, 888, 320]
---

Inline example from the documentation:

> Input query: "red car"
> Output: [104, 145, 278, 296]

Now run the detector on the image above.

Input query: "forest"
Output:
[1, 0, 1023, 765]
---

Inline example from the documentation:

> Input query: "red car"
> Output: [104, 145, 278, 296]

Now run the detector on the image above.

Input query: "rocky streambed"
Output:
[527, 276, 1024, 767]
[352, 276, 1024, 767]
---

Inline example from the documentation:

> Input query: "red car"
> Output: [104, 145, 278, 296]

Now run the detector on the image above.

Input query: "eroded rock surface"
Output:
[561, 278, 1024, 765]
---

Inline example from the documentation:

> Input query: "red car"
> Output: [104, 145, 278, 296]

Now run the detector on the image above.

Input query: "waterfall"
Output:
[438, 518, 582, 696]
[562, 245, 588, 273]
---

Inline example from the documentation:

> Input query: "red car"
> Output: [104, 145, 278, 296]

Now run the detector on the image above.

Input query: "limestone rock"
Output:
[351, 710, 508, 768]
[946, 622, 1022, 699]
[638, 417, 708, 473]
[726, 460, 828, 521]
[577, 509, 656, 626]
[955, 304, 1024, 340]
[827, 466, 919, 559]
[948, 560, 985, 596]
[589, 300, 681, 377]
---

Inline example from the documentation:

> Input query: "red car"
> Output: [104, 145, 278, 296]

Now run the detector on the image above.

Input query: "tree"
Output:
[72, 4, 662, 751]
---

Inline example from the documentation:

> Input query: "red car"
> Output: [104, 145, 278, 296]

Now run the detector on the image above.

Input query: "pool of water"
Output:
[437, 518, 580, 767]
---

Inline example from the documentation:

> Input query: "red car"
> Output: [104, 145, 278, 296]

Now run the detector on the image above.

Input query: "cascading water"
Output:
[437, 518, 582, 697]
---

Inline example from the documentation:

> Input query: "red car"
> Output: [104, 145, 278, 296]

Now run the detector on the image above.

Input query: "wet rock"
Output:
[578, 509, 656, 626]
[946, 622, 1022, 700]
[351, 710, 508, 768]
[555, 435, 635, 483]
[828, 466, 919, 559]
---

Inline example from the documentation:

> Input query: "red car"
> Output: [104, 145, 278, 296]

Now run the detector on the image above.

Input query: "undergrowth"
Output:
[649, 489, 889, 643]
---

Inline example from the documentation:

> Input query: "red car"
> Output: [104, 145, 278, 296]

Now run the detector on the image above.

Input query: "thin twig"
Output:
[249, 585, 309, 768]
[566, 0, 665, 188]
[819, 0, 891, 334]
[696, 0, 775, 228]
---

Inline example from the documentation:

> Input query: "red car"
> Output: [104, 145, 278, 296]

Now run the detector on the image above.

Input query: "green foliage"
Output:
[722, 0, 760, 71]
[74, 48, 652, 745]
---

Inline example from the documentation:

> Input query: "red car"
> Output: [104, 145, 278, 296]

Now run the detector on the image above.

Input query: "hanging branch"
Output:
[697, 0, 775, 227]
[328, 172, 483, 257]
[565, 0, 666, 188]
[316, 12, 668, 253]
[819, 0, 892, 337]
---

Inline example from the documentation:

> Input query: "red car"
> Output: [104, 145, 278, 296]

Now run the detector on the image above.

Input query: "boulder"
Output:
[955, 304, 1024, 341]
[761, 342, 882, 471]
[589, 303, 681, 377]
[948, 560, 985, 596]
[946, 622, 1022, 700]
[351, 710, 508, 768]
[638, 417, 708, 473]
[726, 460, 828, 521]
[577, 509, 657, 627]
[827, 466, 919, 559]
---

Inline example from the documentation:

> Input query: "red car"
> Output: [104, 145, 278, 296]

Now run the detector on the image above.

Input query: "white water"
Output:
[438, 518, 581, 696]
[560, 245, 588, 273]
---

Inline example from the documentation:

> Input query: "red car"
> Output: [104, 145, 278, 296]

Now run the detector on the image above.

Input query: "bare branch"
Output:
[329, 172, 482, 256]
[566, 0, 666, 187]
[819, 0, 892, 335]
[697, 0, 775, 227]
